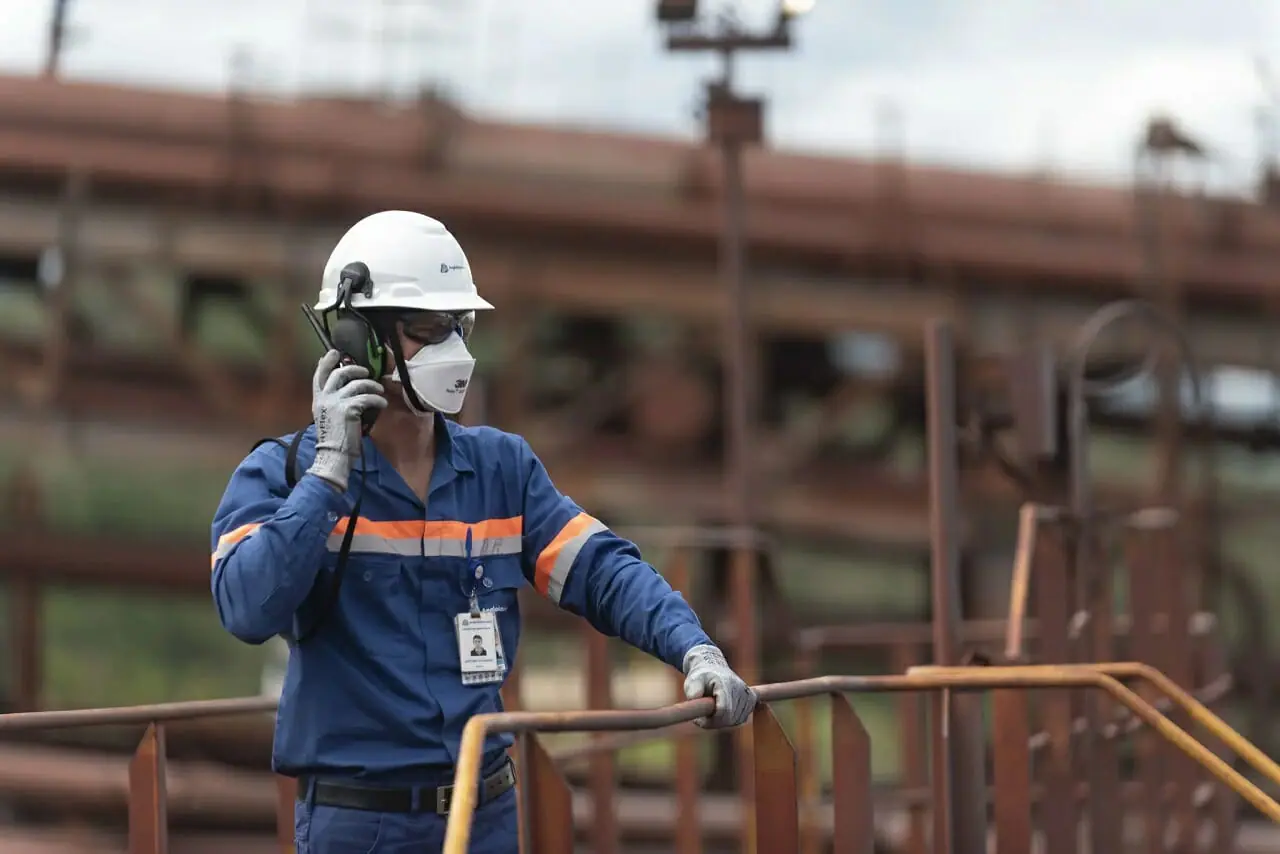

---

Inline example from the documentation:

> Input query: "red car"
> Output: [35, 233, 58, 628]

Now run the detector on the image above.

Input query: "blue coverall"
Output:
[210, 416, 714, 853]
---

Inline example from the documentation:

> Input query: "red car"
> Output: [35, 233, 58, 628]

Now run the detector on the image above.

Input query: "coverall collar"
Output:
[365, 414, 474, 504]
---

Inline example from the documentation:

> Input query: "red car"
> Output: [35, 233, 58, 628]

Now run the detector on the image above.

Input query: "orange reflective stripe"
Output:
[211, 522, 262, 568]
[534, 512, 607, 603]
[326, 516, 525, 557]
[328, 518, 424, 557]
[332, 518, 425, 539]
[422, 517, 523, 541]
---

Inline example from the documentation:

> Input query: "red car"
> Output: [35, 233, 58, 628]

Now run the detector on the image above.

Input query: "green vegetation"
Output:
[40, 587, 266, 707]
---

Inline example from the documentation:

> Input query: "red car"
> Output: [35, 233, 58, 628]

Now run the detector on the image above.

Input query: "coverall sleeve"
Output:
[516, 437, 712, 670]
[210, 445, 353, 645]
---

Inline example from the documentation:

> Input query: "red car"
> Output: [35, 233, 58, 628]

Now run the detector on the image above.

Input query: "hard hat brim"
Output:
[313, 293, 495, 313]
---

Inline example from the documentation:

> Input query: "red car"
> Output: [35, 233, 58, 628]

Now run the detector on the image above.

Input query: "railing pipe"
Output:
[0, 695, 277, 732]
[440, 666, 1280, 853]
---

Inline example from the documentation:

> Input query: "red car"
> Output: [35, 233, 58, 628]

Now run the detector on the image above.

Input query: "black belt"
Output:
[298, 758, 516, 815]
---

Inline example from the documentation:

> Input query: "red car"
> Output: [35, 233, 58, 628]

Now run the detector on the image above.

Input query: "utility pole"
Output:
[653, 3, 811, 852]
[42, 0, 73, 79]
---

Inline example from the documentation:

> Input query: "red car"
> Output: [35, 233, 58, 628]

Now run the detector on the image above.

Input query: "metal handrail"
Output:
[441, 664, 1280, 854]
[911, 662, 1280, 789]
[0, 695, 277, 732]
[0, 663, 1270, 853]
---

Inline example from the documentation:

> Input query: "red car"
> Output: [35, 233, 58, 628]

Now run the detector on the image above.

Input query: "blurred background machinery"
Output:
[4, 0, 1280, 851]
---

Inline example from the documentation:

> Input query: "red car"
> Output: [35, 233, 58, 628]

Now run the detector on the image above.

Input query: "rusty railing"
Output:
[0, 661, 1276, 853]
[442, 663, 1280, 854]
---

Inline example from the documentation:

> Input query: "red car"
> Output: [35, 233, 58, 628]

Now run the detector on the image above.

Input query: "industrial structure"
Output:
[1, 24, 1280, 851]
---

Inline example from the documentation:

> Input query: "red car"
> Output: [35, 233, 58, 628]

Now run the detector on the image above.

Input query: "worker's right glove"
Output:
[308, 350, 387, 492]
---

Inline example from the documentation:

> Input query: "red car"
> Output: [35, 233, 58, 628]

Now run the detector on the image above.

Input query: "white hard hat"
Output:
[315, 210, 494, 313]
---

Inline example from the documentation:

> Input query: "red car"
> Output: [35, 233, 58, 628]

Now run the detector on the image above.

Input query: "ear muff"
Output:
[330, 313, 385, 378]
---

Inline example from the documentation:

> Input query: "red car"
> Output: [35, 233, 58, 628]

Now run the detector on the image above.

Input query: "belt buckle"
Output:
[435, 784, 453, 815]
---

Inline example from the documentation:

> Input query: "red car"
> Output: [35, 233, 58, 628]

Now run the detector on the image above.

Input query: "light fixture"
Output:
[780, 0, 816, 17]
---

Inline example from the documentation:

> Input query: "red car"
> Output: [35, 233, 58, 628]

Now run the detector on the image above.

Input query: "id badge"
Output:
[456, 610, 506, 686]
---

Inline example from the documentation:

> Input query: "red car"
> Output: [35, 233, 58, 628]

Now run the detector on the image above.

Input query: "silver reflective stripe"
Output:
[325, 534, 423, 556]
[545, 517, 607, 605]
[325, 534, 524, 557]
[423, 535, 522, 558]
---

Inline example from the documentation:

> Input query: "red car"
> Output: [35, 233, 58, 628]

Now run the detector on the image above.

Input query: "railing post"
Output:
[991, 690, 1032, 854]
[276, 775, 298, 853]
[829, 694, 873, 854]
[1124, 511, 1172, 854]
[1196, 616, 1238, 854]
[923, 319, 988, 854]
[891, 642, 929, 854]
[128, 722, 168, 854]
[753, 703, 799, 854]
[584, 623, 618, 854]
[668, 548, 702, 854]
[1030, 518, 1078, 854]
[795, 646, 820, 854]
[518, 732, 575, 854]
[732, 544, 760, 854]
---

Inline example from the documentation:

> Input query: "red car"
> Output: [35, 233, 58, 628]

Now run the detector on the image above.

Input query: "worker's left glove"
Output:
[682, 644, 757, 729]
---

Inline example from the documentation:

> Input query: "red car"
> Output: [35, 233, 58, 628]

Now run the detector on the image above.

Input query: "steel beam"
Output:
[1, 74, 1279, 298]
[5, 199, 1280, 370]
[923, 321, 987, 854]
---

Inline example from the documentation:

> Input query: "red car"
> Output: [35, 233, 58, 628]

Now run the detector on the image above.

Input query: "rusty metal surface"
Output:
[583, 625, 618, 854]
[519, 733, 575, 854]
[5, 660, 1269, 854]
[829, 694, 873, 854]
[0, 696, 276, 732]
[990, 690, 1033, 854]
[665, 552, 704, 854]
[274, 777, 295, 854]
[0, 829, 294, 854]
[923, 319, 987, 854]
[439, 666, 1280, 852]
[0, 741, 278, 823]
[126, 725, 167, 854]
[2, 76, 1280, 299]
[0, 126, 1261, 854]
[751, 706, 799, 851]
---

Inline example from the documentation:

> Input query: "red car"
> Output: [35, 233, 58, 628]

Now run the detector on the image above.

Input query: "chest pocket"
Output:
[467, 557, 525, 663]
[472, 557, 525, 603]
[335, 555, 420, 660]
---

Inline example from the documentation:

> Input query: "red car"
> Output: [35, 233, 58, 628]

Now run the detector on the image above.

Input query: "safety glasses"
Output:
[399, 310, 476, 346]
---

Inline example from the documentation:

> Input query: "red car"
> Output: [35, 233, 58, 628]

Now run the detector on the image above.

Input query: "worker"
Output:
[209, 211, 755, 854]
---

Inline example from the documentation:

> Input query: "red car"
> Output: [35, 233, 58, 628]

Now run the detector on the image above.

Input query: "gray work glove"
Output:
[682, 644, 757, 729]
[308, 350, 387, 492]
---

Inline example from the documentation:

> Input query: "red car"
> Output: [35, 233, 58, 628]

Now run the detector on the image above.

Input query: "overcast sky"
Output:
[0, 0, 1276, 190]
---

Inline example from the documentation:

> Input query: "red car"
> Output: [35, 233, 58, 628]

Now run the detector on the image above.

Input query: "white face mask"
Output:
[389, 331, 475, 416]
